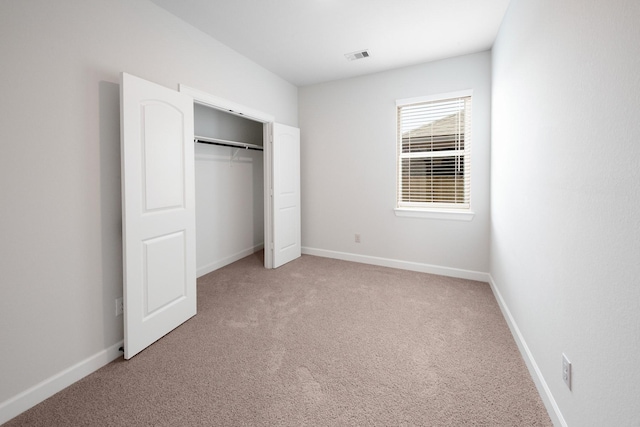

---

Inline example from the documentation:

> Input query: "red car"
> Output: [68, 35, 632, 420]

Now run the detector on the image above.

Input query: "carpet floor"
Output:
[4, 253, 552, 426]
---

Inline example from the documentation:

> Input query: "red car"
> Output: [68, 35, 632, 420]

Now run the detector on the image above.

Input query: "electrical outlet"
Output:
[562, 353, 571, 390]
[116, 297, 123, 317]
[355, 234, 361, 243]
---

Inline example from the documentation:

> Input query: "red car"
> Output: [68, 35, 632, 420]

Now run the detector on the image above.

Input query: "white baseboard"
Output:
[1, 244, 263, 424]
[196, 244, 264, 278]
[487, 275, 566, 427]
[0, 340, 124, 425]
[301, 247, 490, 282]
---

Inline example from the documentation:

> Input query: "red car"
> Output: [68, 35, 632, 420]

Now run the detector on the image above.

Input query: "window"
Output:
[395, 91, 472, 218]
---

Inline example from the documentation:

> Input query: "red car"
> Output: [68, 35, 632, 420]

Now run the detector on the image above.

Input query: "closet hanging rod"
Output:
[194, 135, 263, 151]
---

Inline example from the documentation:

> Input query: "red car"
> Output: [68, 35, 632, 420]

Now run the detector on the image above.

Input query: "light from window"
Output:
[396, 92, 472, 209]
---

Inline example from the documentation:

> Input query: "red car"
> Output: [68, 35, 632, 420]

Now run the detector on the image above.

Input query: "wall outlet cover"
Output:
[562, 353, 571, 390]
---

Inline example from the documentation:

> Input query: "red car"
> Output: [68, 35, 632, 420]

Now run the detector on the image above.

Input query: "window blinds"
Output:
[397, 95, 472, 209]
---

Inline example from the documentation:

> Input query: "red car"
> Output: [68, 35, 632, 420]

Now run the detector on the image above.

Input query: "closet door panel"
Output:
[120, 72, 196, 359]
[141, 102, 185, 211]
[272, 123, 301, 268]
[143, 231, 186, 316]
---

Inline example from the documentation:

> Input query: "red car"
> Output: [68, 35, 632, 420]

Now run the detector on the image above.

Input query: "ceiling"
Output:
[150, 0, 511, 87]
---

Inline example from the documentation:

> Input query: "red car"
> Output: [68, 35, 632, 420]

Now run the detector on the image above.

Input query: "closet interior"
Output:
[193, 102, 266, 277]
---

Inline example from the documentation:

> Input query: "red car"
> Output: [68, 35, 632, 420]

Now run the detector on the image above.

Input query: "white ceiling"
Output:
[150, 0, 511, 87]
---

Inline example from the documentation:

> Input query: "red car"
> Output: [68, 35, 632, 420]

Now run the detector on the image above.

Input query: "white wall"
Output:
[299, 52, 491, 276]
[0, 0, 297, 421]
[491, 0, 640, 425]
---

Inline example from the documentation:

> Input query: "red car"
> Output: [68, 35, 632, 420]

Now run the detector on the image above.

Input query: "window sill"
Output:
[394, 208, 475, 221]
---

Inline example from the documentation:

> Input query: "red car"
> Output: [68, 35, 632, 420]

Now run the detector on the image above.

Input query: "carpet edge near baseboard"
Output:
[301, 246, 490, 282]
[0, 340, 124, 425]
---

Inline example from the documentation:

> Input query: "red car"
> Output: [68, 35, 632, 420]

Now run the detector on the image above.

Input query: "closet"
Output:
[120, 73, 300, 359]
[192, 103, 265, 278]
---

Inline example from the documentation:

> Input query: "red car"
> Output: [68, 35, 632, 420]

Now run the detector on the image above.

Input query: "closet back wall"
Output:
[194, 105, 265, 276]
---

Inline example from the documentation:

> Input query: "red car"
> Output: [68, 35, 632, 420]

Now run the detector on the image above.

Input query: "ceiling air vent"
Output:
[344, 49, 370, 61]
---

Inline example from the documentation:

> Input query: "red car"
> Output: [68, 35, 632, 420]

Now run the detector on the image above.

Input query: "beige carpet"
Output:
[4, 253, 552, 426]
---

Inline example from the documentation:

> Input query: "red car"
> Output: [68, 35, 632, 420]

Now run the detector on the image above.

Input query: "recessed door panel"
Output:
[142, 103, 185, 212]
[278, 141, 295, 195]
[278, 207, 296, 251]
[143, 232, 186, 317]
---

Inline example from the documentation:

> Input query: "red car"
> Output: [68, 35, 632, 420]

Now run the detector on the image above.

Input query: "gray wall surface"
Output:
[491, 0, 640, 425]
[299, 52, 491, 274]
[0, 0, 297, 414]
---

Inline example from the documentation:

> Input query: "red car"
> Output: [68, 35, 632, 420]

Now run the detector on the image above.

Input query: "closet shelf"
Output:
[194, 135, 263, 151]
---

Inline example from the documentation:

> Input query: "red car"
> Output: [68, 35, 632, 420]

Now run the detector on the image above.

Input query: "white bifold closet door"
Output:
[120, 73, 197, 359]
[272, 123, 301, 268]
[120, 73, 301, 358]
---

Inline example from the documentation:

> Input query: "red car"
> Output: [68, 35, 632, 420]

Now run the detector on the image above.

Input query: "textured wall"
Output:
[491, 0, 640, 425]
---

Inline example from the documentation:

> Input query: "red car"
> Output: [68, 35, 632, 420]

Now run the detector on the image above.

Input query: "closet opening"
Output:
[120, 74, 299, 358]
[192, 102, 267, 277]
[179, 83, 299, 272]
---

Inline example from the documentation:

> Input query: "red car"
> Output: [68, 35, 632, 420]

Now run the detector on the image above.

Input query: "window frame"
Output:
[394, 90, 475, 221]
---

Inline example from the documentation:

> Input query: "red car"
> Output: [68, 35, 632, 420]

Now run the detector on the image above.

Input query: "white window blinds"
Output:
[397, 93, 472, 209]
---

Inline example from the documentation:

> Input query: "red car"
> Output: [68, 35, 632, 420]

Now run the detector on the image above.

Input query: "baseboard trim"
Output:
[487, 275, 566, 427]
[0, 340, 124, 425]
[197, 244, 264, 278]
[301, 247, 490, 282]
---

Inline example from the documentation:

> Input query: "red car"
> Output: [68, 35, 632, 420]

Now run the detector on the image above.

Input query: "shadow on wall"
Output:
[98, 80, 124, 347]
